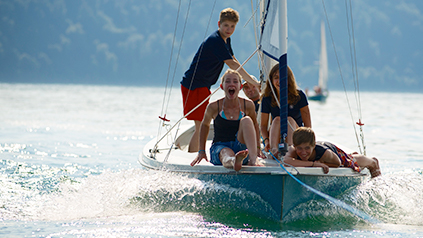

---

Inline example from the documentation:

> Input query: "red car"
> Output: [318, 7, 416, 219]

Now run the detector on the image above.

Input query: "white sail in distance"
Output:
[318, 20, 328, 91]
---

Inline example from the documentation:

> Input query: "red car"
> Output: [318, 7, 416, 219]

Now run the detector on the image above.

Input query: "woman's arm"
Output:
[260, 112, 270, 151]
[190, 102, 217, 166]
[300, 105, 312, 128]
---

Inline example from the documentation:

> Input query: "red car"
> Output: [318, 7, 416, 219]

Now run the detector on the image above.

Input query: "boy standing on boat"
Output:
[181, 7, 260, 152]
[190, 69, 262, 171]
[284, 127, 381, 178]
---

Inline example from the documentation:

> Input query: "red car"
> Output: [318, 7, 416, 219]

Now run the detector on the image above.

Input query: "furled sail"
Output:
[259, 0, 288, 154]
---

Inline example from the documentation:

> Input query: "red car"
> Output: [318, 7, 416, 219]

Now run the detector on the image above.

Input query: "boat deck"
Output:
[140, 125, 368, 177]
[140, 125, 369, 221]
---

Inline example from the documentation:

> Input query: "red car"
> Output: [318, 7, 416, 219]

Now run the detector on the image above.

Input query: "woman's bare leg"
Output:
[220, 148, 248, 171]
[269, 117, 280, 156]
[220, 147, 236, 169]
[287, 117, 299, 146]
[234, 150, 249, 171]
[237, 116, 258, 165]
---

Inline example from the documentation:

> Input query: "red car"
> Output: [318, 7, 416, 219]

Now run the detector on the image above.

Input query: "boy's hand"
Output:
[314, 161, 329, 173]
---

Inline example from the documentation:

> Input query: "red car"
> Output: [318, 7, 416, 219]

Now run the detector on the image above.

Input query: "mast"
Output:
[279, 0, 288, 155]
[259, 0, 288, 156]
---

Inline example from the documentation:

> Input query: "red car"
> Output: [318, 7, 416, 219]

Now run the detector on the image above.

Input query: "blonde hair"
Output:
[292, 127, 315, 147]
[220, 8, 239, 23]
[261, 64, 300, 107]
[221, 69, 242, 84]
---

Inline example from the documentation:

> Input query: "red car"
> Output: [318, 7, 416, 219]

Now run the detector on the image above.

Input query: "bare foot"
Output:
[234, 150, 249, 171]
[369, 157, 381, 178]
[248, 160, 264, 167]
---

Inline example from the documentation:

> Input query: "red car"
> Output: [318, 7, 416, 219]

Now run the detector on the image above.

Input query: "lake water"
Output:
[1, 83, 423, 237]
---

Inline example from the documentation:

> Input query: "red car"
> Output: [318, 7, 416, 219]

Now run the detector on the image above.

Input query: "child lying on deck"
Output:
[284, 127, 381, 178]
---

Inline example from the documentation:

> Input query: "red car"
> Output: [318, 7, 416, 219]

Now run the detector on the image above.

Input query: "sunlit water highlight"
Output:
[1, 83, 423, 237]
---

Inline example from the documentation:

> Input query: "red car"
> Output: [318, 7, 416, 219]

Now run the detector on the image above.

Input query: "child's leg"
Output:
[219, 147, 249, 172]
[352, 154, 381, 178]
[237, 116, 257, 164]
[269, 116, 280, 156]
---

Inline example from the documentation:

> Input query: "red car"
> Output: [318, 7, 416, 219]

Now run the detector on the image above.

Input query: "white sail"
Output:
[259, 0, 287, 61]
[259, 0, 289, 149]
[318, 20, 328, 91]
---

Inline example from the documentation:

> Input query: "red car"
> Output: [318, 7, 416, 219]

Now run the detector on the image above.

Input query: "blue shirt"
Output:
[181, 30, 234, 90]
[261, 89, 309, 126]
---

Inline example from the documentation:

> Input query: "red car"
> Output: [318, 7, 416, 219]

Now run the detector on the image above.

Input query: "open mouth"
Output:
[228, 88, 235, 96]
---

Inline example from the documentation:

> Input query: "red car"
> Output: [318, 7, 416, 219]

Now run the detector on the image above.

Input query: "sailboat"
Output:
[307, 20, 329, 102]
[140, 0, 369, 222]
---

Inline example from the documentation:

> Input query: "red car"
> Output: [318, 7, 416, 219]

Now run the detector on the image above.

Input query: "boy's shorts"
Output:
[181, 85, 210, 121]
[209, 139, 249, 166]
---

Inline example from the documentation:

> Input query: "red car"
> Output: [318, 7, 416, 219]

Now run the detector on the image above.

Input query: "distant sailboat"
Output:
[307, 20, 329, 101]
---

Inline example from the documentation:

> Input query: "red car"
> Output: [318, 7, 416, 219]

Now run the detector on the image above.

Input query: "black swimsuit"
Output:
[212, 99, 246, 143]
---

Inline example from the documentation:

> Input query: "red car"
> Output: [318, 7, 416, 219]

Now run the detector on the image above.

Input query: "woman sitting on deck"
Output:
[260, 64, 311, 155]
[284, 127, 381, 178]
[190, 69, 263, 171]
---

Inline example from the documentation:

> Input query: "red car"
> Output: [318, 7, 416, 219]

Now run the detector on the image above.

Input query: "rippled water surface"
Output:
[1, 83, 423, 237]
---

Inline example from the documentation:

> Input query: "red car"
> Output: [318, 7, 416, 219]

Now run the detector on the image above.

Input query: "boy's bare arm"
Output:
[300, 106, 312, 128]
[320, 150, 342, 167]
[224, 58, 260, 87]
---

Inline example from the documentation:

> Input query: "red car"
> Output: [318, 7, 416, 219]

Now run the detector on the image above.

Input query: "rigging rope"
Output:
[158, 0, 184, 140]
[345, 0, 366, 155]
[155, 0, 216, 160]
[182, 0, 217, 113]
[166, 0, 192, 121]
[249, 0, 262, 71]
[322, 0, 365, 155]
